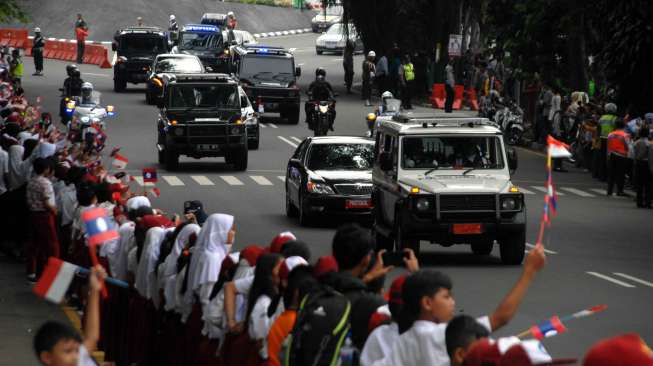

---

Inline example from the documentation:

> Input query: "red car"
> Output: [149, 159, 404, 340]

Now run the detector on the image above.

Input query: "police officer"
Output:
[32, 27, 45, 76]
[606, 118, 631, 196]
[593, 103, 618, 181]
[362, 51, 376, 106]
[343, 40, 355, 94]
[306, 68, 336, 129]
[168, 15, 179, 45]
[400, 54, 415, 109]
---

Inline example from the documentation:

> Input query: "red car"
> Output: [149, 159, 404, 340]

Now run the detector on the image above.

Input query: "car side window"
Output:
[374, 132, 383, 161]
[293, 140, 308, 160]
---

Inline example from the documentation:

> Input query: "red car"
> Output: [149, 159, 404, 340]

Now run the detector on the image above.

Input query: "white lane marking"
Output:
[517, 187, 535, 195]
[220, 176, 244, 186]
[586, 272, 635, 288]
[289, 47, 296, 52]
[590, 188, 606, 195]
[531, 186, 565, 195]
[260, 123, 267, 128]
[162, 176, 184, 186]
[191, 176, 214, 186]
[278, 136, 298, 148]
[250, 176, 273, 186]
[133, 177, 155, 187]
[289, 136, 303, 143]
[332, 58, 343, 62]
[525, 243, 557, 255]
[267, 123, 278, 129]
[613, 273, 653, 288]
[560, 187, 595, 197]
[297, 63, 304, 66]
[85, 72, 110, 78]
[277, 176, 286, 182]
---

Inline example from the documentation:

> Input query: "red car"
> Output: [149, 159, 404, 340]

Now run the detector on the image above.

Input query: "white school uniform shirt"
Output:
[57, 183, 77, 226]
[360, 322, 399, 366]
[234, 274, 254, 322]
[127, 246, 139, 276]
[373, 316, 491, 366]
[77, 344, 98, 366]
[248, 294, 284, 360]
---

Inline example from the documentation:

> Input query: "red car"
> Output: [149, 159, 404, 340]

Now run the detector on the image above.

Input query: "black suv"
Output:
[156, 73, 248, 171]
[230, 46, 302, 124]
[112, 27, 169, 92]
[173, 24, 228, 73]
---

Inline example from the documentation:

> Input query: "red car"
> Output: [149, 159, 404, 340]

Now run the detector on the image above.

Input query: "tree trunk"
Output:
[566, 1, 589, 91]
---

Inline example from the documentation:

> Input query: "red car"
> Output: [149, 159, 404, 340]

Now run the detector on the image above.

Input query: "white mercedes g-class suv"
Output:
[372, 113, 526, 264]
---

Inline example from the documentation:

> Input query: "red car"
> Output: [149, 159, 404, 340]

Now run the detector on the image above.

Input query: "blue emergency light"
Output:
[184, 24, 219, 33]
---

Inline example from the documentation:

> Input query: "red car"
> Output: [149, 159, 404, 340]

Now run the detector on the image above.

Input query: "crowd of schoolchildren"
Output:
[1, 50, 652, 366]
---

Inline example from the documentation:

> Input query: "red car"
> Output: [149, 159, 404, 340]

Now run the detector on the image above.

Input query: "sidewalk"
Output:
[0, 253, 69, 366]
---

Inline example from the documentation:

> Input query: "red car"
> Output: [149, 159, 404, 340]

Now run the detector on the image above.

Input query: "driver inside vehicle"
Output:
[403, 138, 437, 169]
[450, 143, 488, 168]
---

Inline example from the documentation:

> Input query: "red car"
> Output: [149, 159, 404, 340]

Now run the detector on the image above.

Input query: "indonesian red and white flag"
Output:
[33, 257, 78, 304]
[547, 135, 572, 159]
[112, 154, 129, 170]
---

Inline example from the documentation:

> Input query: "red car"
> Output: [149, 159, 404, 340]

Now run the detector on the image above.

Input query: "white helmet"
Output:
[368, 50, 376, 58]
[381, 91, 393, 100]
[81, 82, 94, 100]
[228, 11, 235, 17]
[34, 27, 41, 33]
[169, 14, 176, 21]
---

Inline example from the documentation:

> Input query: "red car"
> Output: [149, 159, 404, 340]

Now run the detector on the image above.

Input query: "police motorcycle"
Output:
[306, 69, 336, 137]
[59, 64, 84, 126]
[365, 91, 401, 137]
[68, 82, 115, 150]
[482, 90, 524, 145]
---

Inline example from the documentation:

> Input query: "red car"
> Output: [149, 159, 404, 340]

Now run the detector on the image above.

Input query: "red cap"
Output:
[313, 256, 338, 278]
[389, 275, 407, 305]
[139, 214, 174, 229]
[240, 245, 265, 266]
[500, 343, 576, 366]
[465, 339, 502, 366]
[268, 231, 296, 253]
[279, 256, 308, 281]
[584, 334, 653, 366]
[367, 311, 391, 335]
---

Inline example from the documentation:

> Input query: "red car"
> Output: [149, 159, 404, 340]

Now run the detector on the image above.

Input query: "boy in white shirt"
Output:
[374, 244, 546, 366]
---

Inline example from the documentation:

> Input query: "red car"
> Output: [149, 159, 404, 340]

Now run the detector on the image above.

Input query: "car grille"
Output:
[126, 61, 150, 72]
[439, 194, 496, 211]
[251, 87, 291, 98]
[334, 183, 373, 196]
[188, 125, 226, 136]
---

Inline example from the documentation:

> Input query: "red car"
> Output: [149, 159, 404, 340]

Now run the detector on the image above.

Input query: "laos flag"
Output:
[142, 167, 158, 183]
[82, 208, 119, 246]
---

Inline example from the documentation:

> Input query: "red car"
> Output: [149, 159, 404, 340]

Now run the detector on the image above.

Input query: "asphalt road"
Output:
[6, 32, 653, 365]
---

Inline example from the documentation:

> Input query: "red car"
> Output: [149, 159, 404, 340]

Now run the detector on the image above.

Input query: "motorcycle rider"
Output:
[80, 82, 95, 105]
[378, 91, 396, 114]
[60, 65, 84, 123]
[168, 15, 179, 46]
[305, 67, 335, 130]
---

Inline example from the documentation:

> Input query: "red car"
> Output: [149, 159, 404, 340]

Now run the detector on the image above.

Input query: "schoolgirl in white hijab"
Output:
[160, 223, 200, 311]
[134, 227, 168, 303]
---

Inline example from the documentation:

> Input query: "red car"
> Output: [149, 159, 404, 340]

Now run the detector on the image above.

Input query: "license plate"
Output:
[326, 42, 337, 49]
[197, 144, 219, 151]
[452, 223, 483, 235]
[265, 103, 278, 110]
[345, 199, 372, 209]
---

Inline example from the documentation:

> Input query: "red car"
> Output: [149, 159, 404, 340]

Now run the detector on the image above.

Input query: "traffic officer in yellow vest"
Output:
[606, 118, 631, 196]
[400, 54, 415, 109]
[593, 103, 618, 181]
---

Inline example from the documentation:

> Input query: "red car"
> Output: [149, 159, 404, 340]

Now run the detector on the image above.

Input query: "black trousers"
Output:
[445, 84, 454, 113]
[634, 160, 652, 207]
[362, 79, 372, 100]
[607, 154, 627, 195]
[376, 74, 387, 96]
[401, 81, 413, 109]
[77, 41, 85, 64]
[33, 49, 43, 72]
[344, 66, 353, 92]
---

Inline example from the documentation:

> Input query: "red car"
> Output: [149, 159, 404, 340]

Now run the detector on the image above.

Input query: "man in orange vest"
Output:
[606, 118, 631, 196]
[75, 14, 89, 64]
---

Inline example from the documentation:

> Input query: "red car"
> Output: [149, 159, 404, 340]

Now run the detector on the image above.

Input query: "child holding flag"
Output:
[33, 265, 106, 366]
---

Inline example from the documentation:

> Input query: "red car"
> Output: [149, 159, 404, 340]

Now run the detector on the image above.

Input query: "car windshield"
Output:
[401, 135, 504, 170]
[179, 32, 223, 50]
[168, 84, 239, 109]
[240, 56, 294, 81]
[308, 143, 374, 171]
[224, 31, 256, 45]
[156, 58, 203, 73]
[120, 36, 166, 53]
[324, 6, 343, 16]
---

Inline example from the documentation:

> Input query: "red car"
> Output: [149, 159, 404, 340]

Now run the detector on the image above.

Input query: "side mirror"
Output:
[111, 42, 117, 52]
[206, 66, 214, 72]
[507, 148, 518, 173]
[379, 152, 393, 171]
[295, 67, 301, 77]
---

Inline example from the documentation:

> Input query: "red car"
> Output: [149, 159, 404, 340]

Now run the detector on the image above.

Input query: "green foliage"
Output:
[0, 0, 28, 23]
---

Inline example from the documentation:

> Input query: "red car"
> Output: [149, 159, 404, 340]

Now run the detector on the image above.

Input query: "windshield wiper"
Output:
[462, 168, 476, 175]
[251, 72, 273, 80]
[424, 166, 439, 176]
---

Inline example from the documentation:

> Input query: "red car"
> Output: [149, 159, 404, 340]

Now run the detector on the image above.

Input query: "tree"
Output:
[0, 0, 28, 23]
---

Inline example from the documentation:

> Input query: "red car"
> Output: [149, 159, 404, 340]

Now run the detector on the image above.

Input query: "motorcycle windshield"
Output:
[385, 99, 401, 113]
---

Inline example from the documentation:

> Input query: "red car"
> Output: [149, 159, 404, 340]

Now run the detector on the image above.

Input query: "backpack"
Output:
[284, 286, 352, 366]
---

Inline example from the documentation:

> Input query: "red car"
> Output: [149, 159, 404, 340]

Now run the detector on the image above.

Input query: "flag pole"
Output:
[536, 142, 553, 246]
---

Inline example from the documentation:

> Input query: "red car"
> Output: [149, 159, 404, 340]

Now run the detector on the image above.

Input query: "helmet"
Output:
[228, 11, 235, 17]
[381, 91, 393, 100]
[66, 64, 78, 76]
[81, 82, 94, 100]
[169, 14, 176, 21]
[315, 67, 326, 78]
[604, 103, 617, 114]
[72, 69, 81, 78]
[34, 27, 41, 33]
[366, 113, 377, 121]
[368, 50, 376, 58]
[316, 74, 325, 82]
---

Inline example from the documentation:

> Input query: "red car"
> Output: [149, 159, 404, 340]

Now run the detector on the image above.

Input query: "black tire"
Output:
[471, 239, 494, 255]
[316, 49, 323, 55]
[114, 78, 126, 92]
[165, 148, 179, 171]
[157, 149, 165, 165]
[395, 213, 420, 256]
[298, 193, 312, 226]
[145, 90, 153, 105]
[230, 147, 248, 171]
[288, 108, 300, 125]
[499, 231, 526, 265]
[285, 184, 298, 218]
[248, 138, 259, 150]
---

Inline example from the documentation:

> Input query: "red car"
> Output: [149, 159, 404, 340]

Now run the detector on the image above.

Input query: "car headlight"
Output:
[500, 196, 520, 211]
[415, 197, 432, 211]
[230, 125, 243, 135]
[307, 179, 334, 195]
[174, 127, 184, 136]
[316, 39, 325, 46]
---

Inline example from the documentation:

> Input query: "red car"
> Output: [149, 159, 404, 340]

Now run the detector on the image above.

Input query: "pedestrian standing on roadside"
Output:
[9, 49, 23, 89]
[632, 126, 651, 208]
[606, 118, 631, 197]
[343, 40, 354, 94]
[444, 58, 455, 113]
[227, 11, 238, 30]
[595, 103, 618, 181]
[168, 15, 179, 46]
[137, 16, 144, 26]
[537, 84, 553, 144]
[375, 52, 388, 97]
[32, 28, 45, 76]
[362, 51, 376, 106]
[400, 54, 415, 110]
[75, 13, 89, 64]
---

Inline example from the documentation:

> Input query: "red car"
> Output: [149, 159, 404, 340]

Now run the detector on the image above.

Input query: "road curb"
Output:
[253, 28, 312, 38]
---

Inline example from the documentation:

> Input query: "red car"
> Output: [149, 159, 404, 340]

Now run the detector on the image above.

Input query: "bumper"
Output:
[316, 45, 344, 53]
[162, 134, 247, 158]
[253, 97, 300, 113]
[304, 194, 373, 217]
[114, 65, 149, 83]
[312, 23, 332, 32]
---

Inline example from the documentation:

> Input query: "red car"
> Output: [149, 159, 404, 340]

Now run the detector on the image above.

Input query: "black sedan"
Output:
[145, 54, 204, 105]
[285, 136, 375, 225]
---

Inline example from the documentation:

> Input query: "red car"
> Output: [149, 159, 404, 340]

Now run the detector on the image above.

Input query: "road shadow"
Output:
[416, 249, 506, 267]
